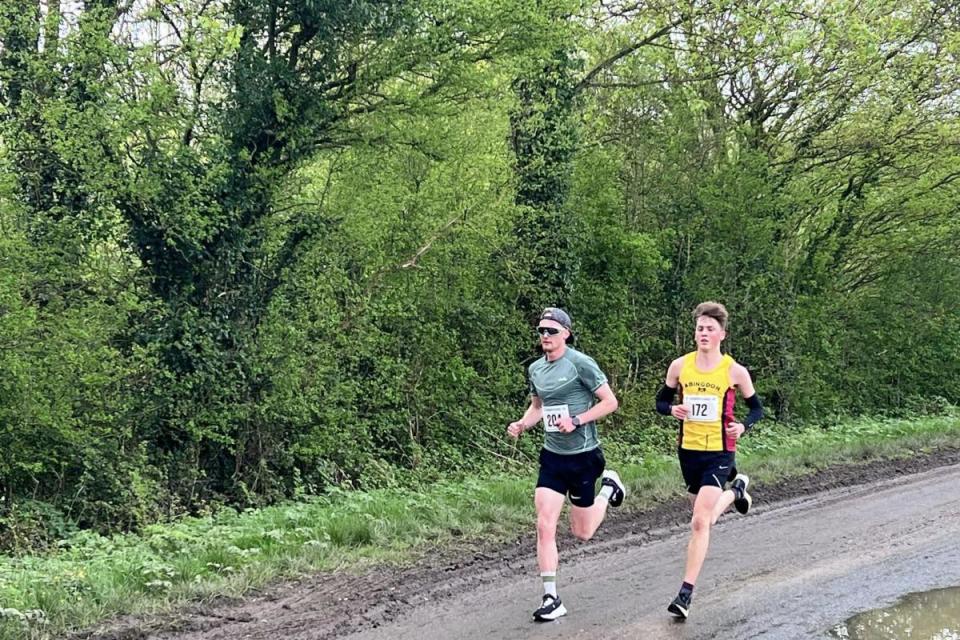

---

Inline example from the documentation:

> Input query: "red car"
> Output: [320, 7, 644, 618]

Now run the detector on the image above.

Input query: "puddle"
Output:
[831, 586, 960, 639]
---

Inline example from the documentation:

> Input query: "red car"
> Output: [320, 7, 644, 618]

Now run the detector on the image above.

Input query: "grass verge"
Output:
[1, 412, 958, 639]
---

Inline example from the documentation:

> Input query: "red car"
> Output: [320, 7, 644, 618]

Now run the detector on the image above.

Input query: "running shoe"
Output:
[601, 469, 626, 507]
[732, 473, 752, 515]
[668, 590, 692, 619]
[532, 594, 567, 621]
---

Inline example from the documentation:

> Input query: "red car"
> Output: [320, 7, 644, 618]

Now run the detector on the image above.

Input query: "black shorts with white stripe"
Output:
[677, 448, 736, 495]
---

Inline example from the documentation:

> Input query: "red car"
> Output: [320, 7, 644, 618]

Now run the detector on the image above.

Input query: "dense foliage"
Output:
[1, 0, 958, 548]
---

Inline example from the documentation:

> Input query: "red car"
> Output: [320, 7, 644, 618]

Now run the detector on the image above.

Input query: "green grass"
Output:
[1, 412, 958, 639]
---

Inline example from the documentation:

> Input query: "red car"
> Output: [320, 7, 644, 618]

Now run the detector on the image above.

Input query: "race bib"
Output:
[684, 395, 719, 422]
[541, 404, 570, 433]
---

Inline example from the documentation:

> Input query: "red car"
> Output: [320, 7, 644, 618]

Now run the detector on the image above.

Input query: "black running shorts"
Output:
[536, 447, 606, 507]
[678, 448, 737, 495]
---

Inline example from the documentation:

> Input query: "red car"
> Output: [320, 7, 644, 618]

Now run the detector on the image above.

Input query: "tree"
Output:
[0, 0, 561, 509]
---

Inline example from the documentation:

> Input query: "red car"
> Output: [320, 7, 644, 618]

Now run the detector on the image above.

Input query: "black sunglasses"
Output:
[536, 326, 562, 337]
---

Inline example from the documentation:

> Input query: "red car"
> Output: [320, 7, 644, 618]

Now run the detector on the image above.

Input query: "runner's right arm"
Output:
[656, 357, 687, 420]
[507, 396, 543, 438]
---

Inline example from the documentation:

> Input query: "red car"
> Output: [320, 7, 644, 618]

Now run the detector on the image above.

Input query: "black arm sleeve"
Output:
[743, 394, 763, 431]
[655, 384, 677, 416]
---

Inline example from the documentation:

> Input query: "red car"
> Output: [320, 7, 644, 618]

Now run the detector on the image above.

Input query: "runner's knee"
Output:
[570, 520, 594, 541]
[690, 512, 711, 533]
[537, 516, 558, 540]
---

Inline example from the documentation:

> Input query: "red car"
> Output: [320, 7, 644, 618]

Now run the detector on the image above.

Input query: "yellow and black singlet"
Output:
[677, 352, 738, 452]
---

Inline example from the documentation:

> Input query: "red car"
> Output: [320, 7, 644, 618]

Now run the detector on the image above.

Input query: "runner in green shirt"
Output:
[507, 307, 627, 622]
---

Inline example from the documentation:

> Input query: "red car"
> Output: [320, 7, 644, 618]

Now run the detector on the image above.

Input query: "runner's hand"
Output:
[507, 421, 526, 438]
[671, 405, 688, 420]
[556, 416, 576, 433]
[726, 422, 746, 440]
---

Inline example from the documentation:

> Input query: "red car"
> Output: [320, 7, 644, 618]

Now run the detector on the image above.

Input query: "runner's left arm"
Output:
[573, 383, 618, 425]
[566, 356, 619, 426]
[731, 364, 763, 432]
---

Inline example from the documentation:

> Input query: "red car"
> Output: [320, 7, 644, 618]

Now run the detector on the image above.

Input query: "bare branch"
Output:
[399, 212, 464, 269]
[573, 14, 688, 95]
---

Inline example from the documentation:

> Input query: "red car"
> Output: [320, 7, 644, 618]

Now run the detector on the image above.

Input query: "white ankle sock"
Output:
[541, 571, 558, 597]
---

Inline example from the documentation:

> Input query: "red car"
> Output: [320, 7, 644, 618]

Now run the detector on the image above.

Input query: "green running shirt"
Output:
[527, 347, 608, 455]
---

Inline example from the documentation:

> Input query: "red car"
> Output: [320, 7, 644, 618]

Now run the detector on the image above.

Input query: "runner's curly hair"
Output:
[692, 301, 728, 330]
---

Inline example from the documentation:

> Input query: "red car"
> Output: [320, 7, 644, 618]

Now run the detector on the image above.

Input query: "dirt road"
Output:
[348, 463, 960, 640]
[98, 451, 960, 640]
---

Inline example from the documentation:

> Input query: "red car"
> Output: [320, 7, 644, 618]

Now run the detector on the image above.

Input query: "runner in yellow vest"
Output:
[655, 301, 764, 619]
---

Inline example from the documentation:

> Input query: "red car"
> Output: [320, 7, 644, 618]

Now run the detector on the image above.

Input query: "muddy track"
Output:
[74, 446, 960, 640]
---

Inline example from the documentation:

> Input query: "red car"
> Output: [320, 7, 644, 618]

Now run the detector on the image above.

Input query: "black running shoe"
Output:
[667, 590, 692, 619]
[532, 594, 567, 621]
[600, 470, 626, 508]
[732, 473, 752, 515]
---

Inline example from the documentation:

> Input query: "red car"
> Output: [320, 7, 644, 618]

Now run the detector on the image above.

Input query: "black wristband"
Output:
[743, 394, 763, 430]
[655, 385, 677, 416]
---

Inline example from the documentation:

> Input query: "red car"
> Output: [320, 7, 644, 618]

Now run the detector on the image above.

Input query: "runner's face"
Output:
[694, 315, 725, 351]
[537, 319, 568, 352]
